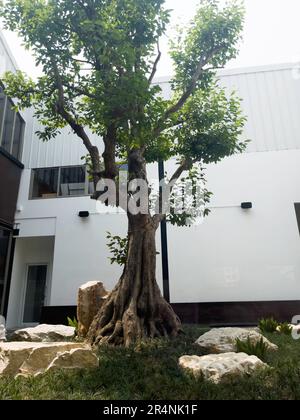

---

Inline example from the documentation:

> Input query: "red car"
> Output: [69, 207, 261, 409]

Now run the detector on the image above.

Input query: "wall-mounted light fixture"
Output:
[13, 223, 20, 237]
[241, 202, 253, 210]
[78, 211, 90, 218]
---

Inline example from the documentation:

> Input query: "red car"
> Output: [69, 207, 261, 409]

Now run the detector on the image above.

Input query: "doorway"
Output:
[0, 226, 12, 315]
[22, 264, 48, 325]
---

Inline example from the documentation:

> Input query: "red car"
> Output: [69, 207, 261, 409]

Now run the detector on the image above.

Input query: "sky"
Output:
[1, 0, 300, 78]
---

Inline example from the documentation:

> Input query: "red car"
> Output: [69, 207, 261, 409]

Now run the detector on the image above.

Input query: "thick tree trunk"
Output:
[87, 214, 182, 347]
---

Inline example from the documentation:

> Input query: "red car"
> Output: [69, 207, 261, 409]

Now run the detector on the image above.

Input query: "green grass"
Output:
[0, 326, 300, 400]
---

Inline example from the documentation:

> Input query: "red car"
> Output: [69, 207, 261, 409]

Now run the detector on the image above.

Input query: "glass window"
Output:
[12, 113, 24, 160]
[59, 166, 86, 197]
[0, 228, 10, 315]
[31, 168, 59, 199]
[30, 166, 90, 199]
[1, 99, 15, 154]
[0, 88, 5, 138]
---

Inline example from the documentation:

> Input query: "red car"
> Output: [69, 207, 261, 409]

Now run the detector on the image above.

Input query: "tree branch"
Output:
[148, 42, 161, 85]
[62, 81, 98, 100]
[51, 59, 102, 179]
[152, 48, 223, 139]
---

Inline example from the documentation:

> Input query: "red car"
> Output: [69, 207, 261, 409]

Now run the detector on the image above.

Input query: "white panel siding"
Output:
[219, 65, 300, 153]
[0, 31, 18, 74]
[18, 63, 300, 169]
[22, 120, 103, 169]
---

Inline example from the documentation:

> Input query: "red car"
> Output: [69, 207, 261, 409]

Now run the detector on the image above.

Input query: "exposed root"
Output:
[87, 218, 182, 347]
[87, 290, 182, 347]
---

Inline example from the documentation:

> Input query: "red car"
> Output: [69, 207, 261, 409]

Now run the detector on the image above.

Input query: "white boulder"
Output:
[291, 324, 300, 340]
[0, 316, 6, 342]
[179, 353, 268, 384]
[45, 348, 99, 375]
[195, 327, 278, 354]
[0, 341, 98, 377]
[10, 324, 75, 342]
[0, 325, 6, 342]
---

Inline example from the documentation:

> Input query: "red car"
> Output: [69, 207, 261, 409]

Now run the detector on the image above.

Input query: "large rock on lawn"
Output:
[45, 348, 99, 375]
[179, 353, 268, 384]
[77, 281, 109, 337]
[10, 324, 75, 342]
[0, 342, 98, 377]
[196, 327, 278, 354]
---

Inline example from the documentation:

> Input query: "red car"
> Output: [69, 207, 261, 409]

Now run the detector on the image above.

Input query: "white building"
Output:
[1, 31, 300, 328]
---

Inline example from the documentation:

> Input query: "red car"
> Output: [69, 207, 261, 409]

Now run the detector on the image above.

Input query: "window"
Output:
[59, 166, 86, 197]
[31, 166, 90, 199]
[0, 89, 5, 137]
[0, 85, 25, 160]
[31, 168, 59, 199]
[12, 113, 24, 159]
[1, 99, 14, 153]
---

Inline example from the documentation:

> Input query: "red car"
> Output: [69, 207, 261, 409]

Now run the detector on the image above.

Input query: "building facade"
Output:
[1, 30, 300, 328]
[0, 31, 27, 318]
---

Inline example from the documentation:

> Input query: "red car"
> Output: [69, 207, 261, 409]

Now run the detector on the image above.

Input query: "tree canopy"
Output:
[0, 0, 246, 192]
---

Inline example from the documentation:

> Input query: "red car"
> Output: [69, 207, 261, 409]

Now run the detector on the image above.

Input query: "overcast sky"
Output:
[1, 0, 300, 78]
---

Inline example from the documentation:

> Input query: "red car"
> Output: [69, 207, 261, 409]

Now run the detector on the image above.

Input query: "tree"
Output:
[0, 0, 247, 346]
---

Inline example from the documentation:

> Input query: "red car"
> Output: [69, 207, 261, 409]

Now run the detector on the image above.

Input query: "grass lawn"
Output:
[0, 325, 300, 400]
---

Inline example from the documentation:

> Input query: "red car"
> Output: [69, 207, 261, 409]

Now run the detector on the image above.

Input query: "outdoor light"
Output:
[78, 211, 90, 218]
[13, 223, 20, 237]
[241, 202, 253, 210]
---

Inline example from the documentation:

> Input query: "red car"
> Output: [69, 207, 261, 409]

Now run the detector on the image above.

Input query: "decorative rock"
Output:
[179, 353, 268, 384]
[195, 327, 278, 354]
[0, 342, 97, 377]
[288, 324, 300, 339]
[0, 317, 6, 342]
[45, 348, 99, 375]
[77, 281, 109, 337]
[10, 324, 75, 342]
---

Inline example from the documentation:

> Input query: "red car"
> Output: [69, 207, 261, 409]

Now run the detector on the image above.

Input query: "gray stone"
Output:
[195, 327, 278, 354]
[179, 352, 268, 384]
[10, 324, 75, 342]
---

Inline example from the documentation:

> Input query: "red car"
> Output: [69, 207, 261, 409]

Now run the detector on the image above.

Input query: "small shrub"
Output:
[106, 232, 128, 266]
[277, 323, 292, 336]
[259, 318, 279, 333]
[67, 317, 78, 336]
[236, 337, 269, 361]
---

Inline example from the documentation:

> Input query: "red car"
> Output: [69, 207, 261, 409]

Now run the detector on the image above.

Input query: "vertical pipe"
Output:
[158, 161, 170, 303]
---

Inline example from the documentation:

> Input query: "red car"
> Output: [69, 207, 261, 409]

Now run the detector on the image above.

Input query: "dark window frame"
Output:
[0, 84, 25, 162]
[295, 203, 300, 236]
[29, 165, 91, 200]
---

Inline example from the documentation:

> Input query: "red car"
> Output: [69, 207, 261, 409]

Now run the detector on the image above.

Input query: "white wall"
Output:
[13, 169, 163, 313]
[158, 64, 300, 153]
[18, 64, 300, 172]
[7, 63, 300, 325]
[6, 236, 54, 328]
[166, 149, 300, 303]
[0, 31, 18, 74]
